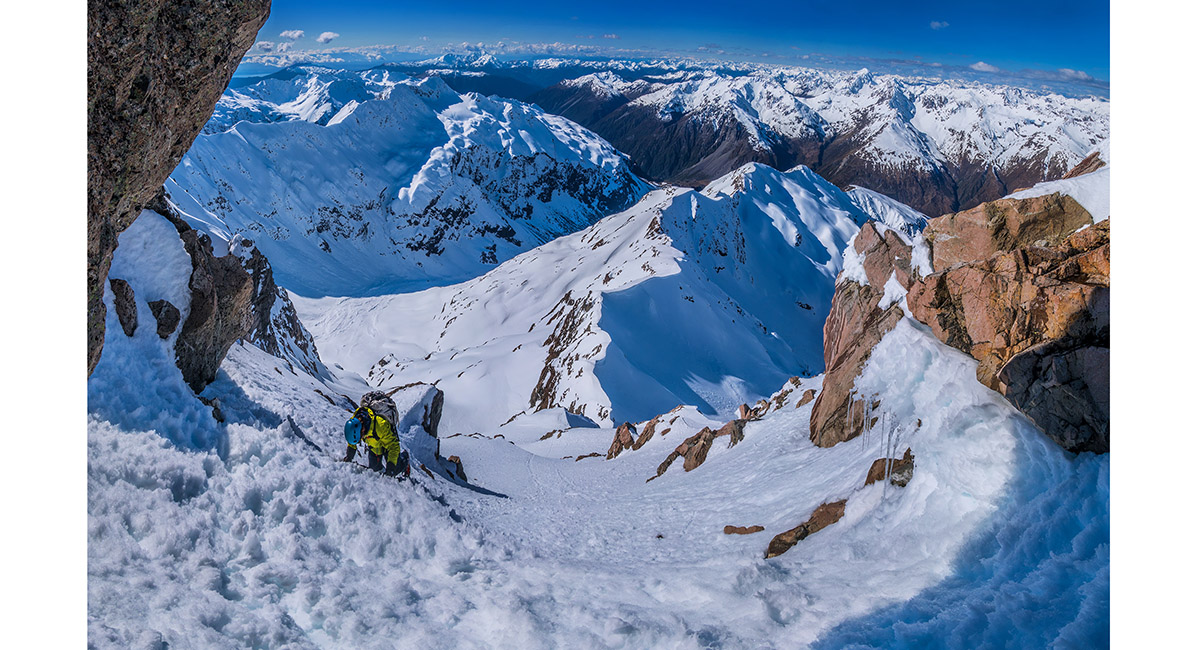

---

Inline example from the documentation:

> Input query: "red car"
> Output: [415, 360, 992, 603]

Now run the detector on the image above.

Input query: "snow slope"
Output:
[1008, 164, 1111, 221]
[89, 161, 1106, 648]
[89, 305, 1107, 648]
[295, 163, 871, 434]
[168, 74, 649, 297]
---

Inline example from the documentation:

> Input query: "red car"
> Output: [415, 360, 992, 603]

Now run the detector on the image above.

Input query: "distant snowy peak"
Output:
[171, 73, 650, 297]
[561, 71, 650, 99]
[208, 67, 402, 133]
[534, 65, 1108, 215]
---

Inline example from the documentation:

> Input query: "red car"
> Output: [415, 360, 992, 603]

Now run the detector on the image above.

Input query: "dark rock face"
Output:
[229, 236, 327, 377]
[156, 208, 254, 393]
[109, 278, 138, 336]
[422, 388, 445, 439]
[764, 500, 847, 559]
[447, 455, 467, 481]
[810, 224, 913, 447]
[88, 0, 271, 374]
[147, 299, 180, 339]
[1000, 341, 1109, 454]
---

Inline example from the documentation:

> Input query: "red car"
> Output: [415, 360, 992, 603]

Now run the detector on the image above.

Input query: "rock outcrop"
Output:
[864, 448, 915, 487]
[909, 217, 1109, 452]
[147, 299, 180, 339]
[88, 0, 271, 374]
[109, 278, 138, 337]
[1063, 151, 1107, 179]
[764, 500, 847, 559]
[810, 187, 1109, 454]
[606, 422, 638, 459]
[809, 223, 913, 447]
[148, 201, 254, 393]
[229, 236, 328, 378]
[723, 525, 765, 535]
[649, 419, 748, 480]
[447, 455, 468, 481]
[909, 219, 1109, 391]
[920, 193, 1092, 273]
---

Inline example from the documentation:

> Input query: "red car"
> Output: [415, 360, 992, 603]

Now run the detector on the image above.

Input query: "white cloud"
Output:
[254, 41, 275, 52]
[930, 21, 949, 30]
[316, 32, 340, 44]
[279, 30, 305, 41]
[602, 34, 619, 40]
[277, 42, 293, 53]
[1057, 68, 1094, 81]
[970, 61, 1001, 73]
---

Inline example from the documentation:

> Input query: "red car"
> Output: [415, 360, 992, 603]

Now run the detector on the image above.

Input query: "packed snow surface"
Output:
[1008, 165, 1111, 222]
[89, 310, 1107, 648]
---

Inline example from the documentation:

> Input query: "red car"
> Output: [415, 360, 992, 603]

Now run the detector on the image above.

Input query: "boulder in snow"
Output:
[864, 448, 915, 487]
[147, 299, 180, 339]
[764, 499, 847, 559]
[109, 278, 138, 337]
[606, 422, 638, 459]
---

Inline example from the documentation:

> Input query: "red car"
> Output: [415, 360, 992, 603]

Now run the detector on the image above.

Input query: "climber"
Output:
[342, 404, 411, 479]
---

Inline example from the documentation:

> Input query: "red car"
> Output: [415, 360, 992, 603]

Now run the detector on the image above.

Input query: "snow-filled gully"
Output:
[89, 307, 1107, 647]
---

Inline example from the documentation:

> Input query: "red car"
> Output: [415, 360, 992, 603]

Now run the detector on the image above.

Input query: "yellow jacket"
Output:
[350, 407, 403, 465]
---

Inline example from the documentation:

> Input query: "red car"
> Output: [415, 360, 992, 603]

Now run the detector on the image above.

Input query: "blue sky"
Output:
[251, 0, 1109, 81]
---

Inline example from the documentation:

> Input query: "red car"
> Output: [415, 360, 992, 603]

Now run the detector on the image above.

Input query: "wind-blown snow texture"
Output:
[168, 71, 649, 297]
[89, 310, 1107, 648]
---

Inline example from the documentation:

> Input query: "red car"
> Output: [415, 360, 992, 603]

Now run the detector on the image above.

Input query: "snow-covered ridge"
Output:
[169, 74, 650, 298]
[296, 163, 870, 434]
[611, 66, 1107, 173]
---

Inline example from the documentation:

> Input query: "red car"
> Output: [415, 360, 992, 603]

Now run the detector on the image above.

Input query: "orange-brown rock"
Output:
[606, 422, 638, 459]
[1062, 151, 1106, 179]
[864, 448, 915, 487]
[648, 418, 749, 480]
[908, 206, 1109, 452]
[908, 220, 1109, 391]
[797, 389, 816, 408]
[922, 193, 1093, 272]
[723, 525, 765, 535]
[809, 223, 913, 447]
[632, 416, 659, 450]
[764, 500, 847, 559]
[810, 223, 916, 447]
